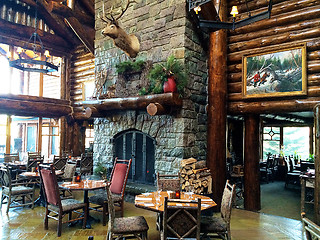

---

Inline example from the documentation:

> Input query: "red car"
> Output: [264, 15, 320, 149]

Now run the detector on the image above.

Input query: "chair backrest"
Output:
[301, 212, 320, 240]
[80, 152, 94, 174]
[109, 158, 132, 196]
[63, 162, 76, 179]
[53, 155, 67, 171]
[163, 197, 201, 240]
[0, 165, 12, 187]
[4, 153, 19, 163]
[157, 172, 180, 191]
[38, 164, 62, 208]
[284, 157, 292, 173]
[220, 180, 236, 224]
[106, 182, 116, 232]
[27, 153, 44, 171]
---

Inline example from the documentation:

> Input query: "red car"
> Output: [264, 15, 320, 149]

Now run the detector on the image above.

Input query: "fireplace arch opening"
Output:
[113, 129, 155, 185]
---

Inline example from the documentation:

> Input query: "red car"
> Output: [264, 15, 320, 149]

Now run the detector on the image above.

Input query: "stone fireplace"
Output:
[93, 0, 208, 184]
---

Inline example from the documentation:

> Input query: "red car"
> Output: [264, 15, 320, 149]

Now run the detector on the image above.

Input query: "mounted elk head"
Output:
[101, 0, 140, 58]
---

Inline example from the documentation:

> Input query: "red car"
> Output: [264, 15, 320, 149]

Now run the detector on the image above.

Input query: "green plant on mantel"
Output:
[94, 161, 108, 180]
[116, 59, 145, 75]
[140, 55, 187, 96]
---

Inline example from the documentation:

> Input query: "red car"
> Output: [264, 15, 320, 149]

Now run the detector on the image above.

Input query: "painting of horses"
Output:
[242, 44, 307, 98]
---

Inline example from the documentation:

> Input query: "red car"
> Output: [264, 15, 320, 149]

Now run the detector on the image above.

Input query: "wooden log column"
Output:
[244, 114, 261, 211]
[313, 104, 320, 224]
[206, 0, 227, 207]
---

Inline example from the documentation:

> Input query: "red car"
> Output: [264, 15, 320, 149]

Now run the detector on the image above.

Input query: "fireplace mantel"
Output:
[75, 93, 183, 119]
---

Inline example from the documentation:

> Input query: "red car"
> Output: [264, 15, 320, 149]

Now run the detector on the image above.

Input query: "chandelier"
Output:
[9, 0, 58, 74]
[188, 0, 273, 32]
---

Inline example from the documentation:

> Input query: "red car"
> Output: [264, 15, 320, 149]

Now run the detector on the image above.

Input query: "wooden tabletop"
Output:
[135, 191, 216, 213]
[59, 179, 107, 191]
[20, 170, 64, 178]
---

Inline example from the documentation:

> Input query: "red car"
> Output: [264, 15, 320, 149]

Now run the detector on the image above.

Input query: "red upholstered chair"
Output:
[38, 164, 87, 237]
[89, 158, 132, 226]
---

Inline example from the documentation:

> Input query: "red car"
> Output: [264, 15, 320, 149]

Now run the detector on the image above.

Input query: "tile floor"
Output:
[0, 199, 305, 240]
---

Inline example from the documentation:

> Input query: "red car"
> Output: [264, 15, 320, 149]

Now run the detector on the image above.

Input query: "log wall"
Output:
[69, 46, 95, 106]
[227, 0, 320, 114]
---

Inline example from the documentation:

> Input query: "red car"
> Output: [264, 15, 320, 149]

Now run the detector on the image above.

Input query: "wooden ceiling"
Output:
[0, 0, 95, 57]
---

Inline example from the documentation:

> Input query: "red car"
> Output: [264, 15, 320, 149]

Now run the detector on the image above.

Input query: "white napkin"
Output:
[63, 183, 79, 187]
[201, 199, 213, 202]
[135, 197, 153, 201]
[201, 204, 210, 208]
[142, 192, 151, 196]
[143, 203, 154, 207]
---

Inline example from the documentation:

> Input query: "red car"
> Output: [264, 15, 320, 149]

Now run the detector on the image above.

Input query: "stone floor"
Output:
[0, 193, 305, 240]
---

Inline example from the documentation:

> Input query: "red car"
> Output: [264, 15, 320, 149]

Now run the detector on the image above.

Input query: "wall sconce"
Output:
[188, 0, 273, 31]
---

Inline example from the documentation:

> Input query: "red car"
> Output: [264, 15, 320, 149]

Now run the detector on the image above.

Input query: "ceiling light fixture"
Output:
[188, 0, 273, 32]
[8, 0, 58, 73]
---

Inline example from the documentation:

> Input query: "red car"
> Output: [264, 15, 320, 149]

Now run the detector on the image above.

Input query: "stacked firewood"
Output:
[180, 158, 212, 194]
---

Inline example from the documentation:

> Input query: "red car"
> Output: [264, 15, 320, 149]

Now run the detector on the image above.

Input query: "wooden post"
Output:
[206, 0, 227, 208]
[313, 104, 320, 224]
[244, 114, 261, 211]
[5, 115, 11, 154]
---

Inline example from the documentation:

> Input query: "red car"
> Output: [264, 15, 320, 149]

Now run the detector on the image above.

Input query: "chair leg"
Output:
[57, 214, 62, 237]
[44, 208, 49, 230]
[103, 203, 107, 226]
[120, 200, 124, 217]
[6, 195, 11, 214]
[83, 206, 88, 229]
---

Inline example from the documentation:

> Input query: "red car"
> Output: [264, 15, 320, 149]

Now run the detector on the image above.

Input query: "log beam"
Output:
[51, 2, 94, 27]
[19, 0, 77, 46]
[0, 19, 70, 54]
[65, 17, 94, 55]
[0, 94, 72, 118]
[146, 103, 167, 116]
[81, 93, 182, 112]
[228, 97, 320, 114]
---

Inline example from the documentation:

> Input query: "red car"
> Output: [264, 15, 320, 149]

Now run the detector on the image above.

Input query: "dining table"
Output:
[135, 190, 217, 212]
[59, 179, 107, 228]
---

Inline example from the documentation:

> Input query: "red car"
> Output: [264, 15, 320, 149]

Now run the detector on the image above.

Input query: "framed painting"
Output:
[242, 44, 307, 98]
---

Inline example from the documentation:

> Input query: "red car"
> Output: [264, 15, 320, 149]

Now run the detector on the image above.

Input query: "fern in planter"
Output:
[143, 55, 187, 95]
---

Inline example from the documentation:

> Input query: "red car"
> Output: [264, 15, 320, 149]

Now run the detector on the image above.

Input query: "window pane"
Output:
[283, 127, 309, 160]
[263, 141, 280, 159]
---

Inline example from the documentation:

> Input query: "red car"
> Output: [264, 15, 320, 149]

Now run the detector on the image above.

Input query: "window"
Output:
[85, 124, 94, 149]
[0, 43, 61, 98]
[263, 127, 280, 158]
[263, 126, 310, 160]
[42, 119, 60, 159]
[283, 127, 309, 160]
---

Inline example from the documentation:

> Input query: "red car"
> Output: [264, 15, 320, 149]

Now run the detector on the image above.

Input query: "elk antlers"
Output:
[101, 0, 136, 24]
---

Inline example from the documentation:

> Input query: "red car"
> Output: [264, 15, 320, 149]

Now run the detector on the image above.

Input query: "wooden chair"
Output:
[284, 157, 300, 188]
[0, 165, 35, 214]
[38, 164, 87, 237]
[157, 172, 180, 191]
[200, 180, 236, 240]
[105, 182, 149, 240]
[4, 153, 19, 163]
[27, 152, 44, 171]
[58, 162, 77, 197]
[259, 157, 273, 183]
[89, 158, 132, 225]
[301, 212, 320, 240]
[80, 152, 93, 175]
[162, 197, 201, 240]
[53, 155, 67, 171]
[156, 172, 180, 231]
